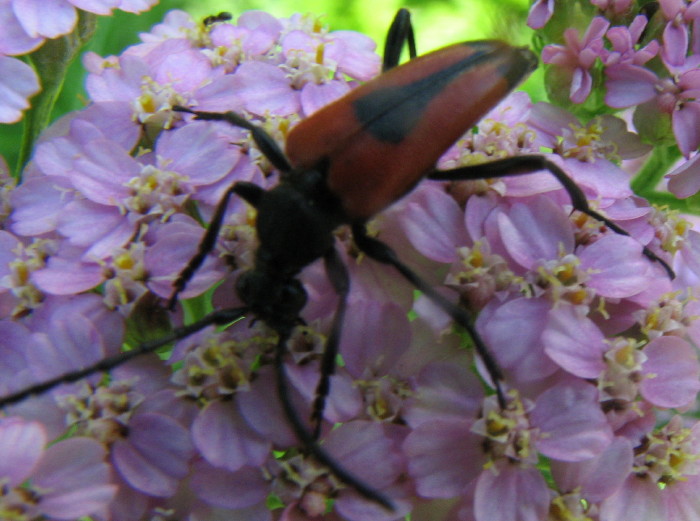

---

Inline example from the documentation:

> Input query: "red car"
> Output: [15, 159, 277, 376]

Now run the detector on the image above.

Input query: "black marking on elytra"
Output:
[353, 43, 495, 144]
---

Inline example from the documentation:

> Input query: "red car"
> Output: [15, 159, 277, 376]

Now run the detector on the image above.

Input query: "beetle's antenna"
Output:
[0, 308, 249, 408]
[351, 224, 507, 408]
[383, 8, 417, 71]
[172, 106, 293, 173]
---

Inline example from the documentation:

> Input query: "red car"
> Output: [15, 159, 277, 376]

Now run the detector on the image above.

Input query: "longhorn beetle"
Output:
[0, 8, 674, 511]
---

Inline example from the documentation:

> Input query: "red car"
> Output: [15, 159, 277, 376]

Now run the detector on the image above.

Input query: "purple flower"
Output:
[0, 416, 116, 519]
[599, 416, 700, 520]
[10, 0, 157, 40]
[667, 153, 700, 196]
[188, 460, 271, 520]
[527, 0, 554, 29]
[0, 0, 43, 55]
[557, 440, 633, 512]
[11, 112, 238, 303]
[272, 421, 409, 521]
[602, 15, 659, 67]
[0, 0, 158, 122]
[3, 6, 700, 521]
[535, 4, 700, 161]
[0, 55, 40, 123]
[658, 0, 700, 64]
[57, 357, 196, 506]
[542, 17, 610, 103]
[406, 381, 612, 518]
[606, 61, 700, 157]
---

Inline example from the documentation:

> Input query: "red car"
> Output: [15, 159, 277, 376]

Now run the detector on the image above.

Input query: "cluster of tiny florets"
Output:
[1, 2, 700, 521]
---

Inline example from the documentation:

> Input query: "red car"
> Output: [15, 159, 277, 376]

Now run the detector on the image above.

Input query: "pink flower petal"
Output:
[229, 61, 299, 116]
[475, 465, 549, 521]
[667, 152, 700, 197]
[640, 336, 700, 408]
[400, 185, 466, 263]
[324, 421, 404, 490]
[605, 64, 658, 108]
[479, 297, 559, 383]
[33, 438, 116, 519]
[157, 121, 239, 185]
[672, 101, 700, 158]
[543, 306, 607, 378]
[404, 361, 483, 427]
[0, 1, 42, 54]
[404, 420, 484, 497]
[600, 475, 665, 521]
[300, 81, 351, 117]
[340, 300, 410, 376]
[31, 256, 104, 295]
[113, 0, 158, 13]
[0, 418, 46, 486]
[497, 197, 574, 270]
[532, 381, 612, 461]
[13, 0, 77, 38]
[192, 401, 270, 471]
[112, 412, 192, 497]
[580, 235, 650, 298]
[191, 461, 268, 509]
[70, 139, 139, 204]
[0, 56, 40, 123]
[57, 199, 134, 259]
[551, 436, 633, 503]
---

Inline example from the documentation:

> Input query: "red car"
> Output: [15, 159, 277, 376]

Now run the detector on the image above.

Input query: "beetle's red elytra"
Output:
[286, 41, 538, 219]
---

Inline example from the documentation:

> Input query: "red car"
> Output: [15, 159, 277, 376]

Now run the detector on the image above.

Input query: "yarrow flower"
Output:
[1, 3, 700, 521]
[532, 0, 700, 166]
[0, 0, 158, 123]
[0, 416, 116, 520]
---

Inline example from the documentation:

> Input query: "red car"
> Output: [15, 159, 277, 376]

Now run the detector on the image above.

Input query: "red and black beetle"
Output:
[0, 8, 673, 509]
[159, 5, 671, 504]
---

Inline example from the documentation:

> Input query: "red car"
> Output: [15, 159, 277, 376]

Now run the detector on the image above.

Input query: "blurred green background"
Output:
[1, 0, 536, 175]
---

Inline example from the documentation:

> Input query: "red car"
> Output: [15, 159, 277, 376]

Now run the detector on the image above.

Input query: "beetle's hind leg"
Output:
[351, 223, 507, 409]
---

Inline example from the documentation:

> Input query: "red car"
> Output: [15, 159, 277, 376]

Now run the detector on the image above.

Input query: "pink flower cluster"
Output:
[529, 0, 700, 195]
[0, 0, 158, 123]
[1, 4, 700, 521]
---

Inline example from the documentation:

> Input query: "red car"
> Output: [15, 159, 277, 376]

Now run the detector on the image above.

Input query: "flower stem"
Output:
[16, 12, 96, 177]
[631, 144, 681, 201]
